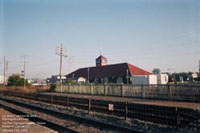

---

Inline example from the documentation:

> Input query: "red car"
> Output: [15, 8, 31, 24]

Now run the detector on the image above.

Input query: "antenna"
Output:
[100, 47, 102, 55]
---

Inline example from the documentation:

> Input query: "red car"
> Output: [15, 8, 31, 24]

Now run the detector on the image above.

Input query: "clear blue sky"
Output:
[0, 0, 200, 79]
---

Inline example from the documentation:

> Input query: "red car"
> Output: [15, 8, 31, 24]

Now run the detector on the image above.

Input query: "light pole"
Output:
[88, 68, 90, 83]
[21, 55, 29, 89]
[126, 69, 129, 84]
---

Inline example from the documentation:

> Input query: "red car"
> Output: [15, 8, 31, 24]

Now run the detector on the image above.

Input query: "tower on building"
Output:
[96, 55, 107, 67]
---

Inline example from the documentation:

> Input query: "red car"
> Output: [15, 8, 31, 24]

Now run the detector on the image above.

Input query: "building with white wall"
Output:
[157, 74, 168, 84]
[131, 75, 157, 85]
[131, 74, 168, 85]
[66, 55, 151, 84]
[0, 75, 7, 85]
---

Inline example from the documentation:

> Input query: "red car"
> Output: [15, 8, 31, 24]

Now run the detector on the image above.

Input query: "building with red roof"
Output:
[66, 55, 151, 84]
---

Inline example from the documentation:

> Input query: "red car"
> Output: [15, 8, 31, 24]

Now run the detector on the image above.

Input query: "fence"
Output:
[57, 84, 200, 102]
[1, 91, 200, 131]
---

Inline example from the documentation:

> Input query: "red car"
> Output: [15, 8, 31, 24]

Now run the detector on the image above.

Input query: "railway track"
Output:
[0, 90, 199, 132]
[0, 95, 140, 133]
[0, 102, 76, 133]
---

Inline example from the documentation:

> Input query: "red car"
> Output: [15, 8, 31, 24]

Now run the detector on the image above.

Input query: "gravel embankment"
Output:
[0, 107, 57, 133]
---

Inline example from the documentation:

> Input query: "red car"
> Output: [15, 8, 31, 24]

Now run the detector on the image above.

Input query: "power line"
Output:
[56, 44, 67, 93]
[68, 55, 74, 74]
[27, 59, 58, 67]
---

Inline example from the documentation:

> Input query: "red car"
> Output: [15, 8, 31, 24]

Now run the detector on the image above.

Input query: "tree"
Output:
[49, 84, 57, 92]
[7, 74, 29, 87]
[152, 68, 161, 74]
[64, 79, 77, 85]
[179, 72, 189, 81]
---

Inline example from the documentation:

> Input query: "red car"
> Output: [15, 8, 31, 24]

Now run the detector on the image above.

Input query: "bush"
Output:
[7, 74, 29, 87]
[49, 84, 57, 92]
[64, 79, 78, 85]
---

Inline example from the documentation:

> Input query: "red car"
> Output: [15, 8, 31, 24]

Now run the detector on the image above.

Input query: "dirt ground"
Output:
[43, 92, 200, 110]
[0, 107, 56, 133]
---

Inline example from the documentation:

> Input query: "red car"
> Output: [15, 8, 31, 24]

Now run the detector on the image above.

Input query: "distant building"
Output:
[46, 75, 66, 85]
[66, 55, 151, 84]
[68, 77, 86, 84]
[31, 78, 47, 86]
[188, 73, 199, 82]
[0, 75, 7, 85]
[27, 79, 34, 84]
[191, 73, 198, 79]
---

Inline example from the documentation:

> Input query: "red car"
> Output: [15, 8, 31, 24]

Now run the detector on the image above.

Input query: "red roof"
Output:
[96, 55, 107, 60]
[66, 63, 151, 78]
[127, 63, 151, 75]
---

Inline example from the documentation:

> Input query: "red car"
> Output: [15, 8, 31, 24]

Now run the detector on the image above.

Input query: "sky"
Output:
[0, 0, 200, 79]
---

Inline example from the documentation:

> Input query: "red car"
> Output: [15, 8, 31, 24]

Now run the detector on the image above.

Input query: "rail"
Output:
[0, 90, 200, 131]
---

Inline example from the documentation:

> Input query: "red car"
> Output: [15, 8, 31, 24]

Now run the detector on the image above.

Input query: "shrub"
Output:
[49, 84, 57, 92]
[7, 74, 29, 87]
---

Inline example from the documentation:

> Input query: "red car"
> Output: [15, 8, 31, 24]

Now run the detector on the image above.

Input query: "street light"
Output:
[88, 68, 90, 83]
[126, 69, 129, 84]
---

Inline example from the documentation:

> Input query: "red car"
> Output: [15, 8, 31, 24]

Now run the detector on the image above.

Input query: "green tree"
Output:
[7, 74, 29, 87]
[179, 72, 189, 81]
[64, 79, 78, 85]
[49, 84, 57, 92]
[152, 68, 161, 74]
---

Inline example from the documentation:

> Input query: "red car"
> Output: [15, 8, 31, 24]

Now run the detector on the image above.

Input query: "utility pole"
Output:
[56, 44, 67, 93]
[6, 61, 8, 85]
[21, 55, 28, 90]
[88, 68, 90, 83]
[199, 60, 200, 78]
[3, 56, 6, 86]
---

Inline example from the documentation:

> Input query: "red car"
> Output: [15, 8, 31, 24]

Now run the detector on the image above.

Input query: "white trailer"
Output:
[0, 75, 5, 84]
[131, 74, 168, 85]
[157, 74, 168, 84]
[131, 75, 157, 85]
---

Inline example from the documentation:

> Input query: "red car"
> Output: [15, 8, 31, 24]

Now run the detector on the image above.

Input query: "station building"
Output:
[66, 55, 151, 84]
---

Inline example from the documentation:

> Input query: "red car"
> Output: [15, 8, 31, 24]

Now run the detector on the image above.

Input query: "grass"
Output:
[0, 85, 50, 93]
